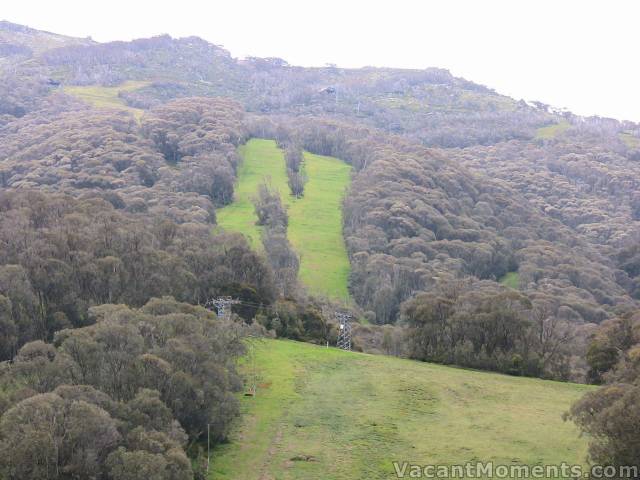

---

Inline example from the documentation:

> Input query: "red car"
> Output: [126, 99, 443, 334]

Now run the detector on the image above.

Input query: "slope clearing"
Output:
[499, 271, 520, 289]
[210, 339, 592, 479]
[64, 80, 149, 120]
[216, 139, 351, 300]
[535, 120, 570, 139]
[620, 132, 640, 149]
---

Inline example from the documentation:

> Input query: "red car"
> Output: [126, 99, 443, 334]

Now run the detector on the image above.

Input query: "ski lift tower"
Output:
[205, 296, 240, 320]
[336, 312, 352, 351]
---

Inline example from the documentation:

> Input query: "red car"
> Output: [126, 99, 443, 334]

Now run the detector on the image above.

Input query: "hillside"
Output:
[0, 20, 93, 57]
[0, 20, 639, 479]
[211, 339, 593, 479]
[1, 22, 638, 350]
[217, 139, 351, 300]
[0, 21, 557, 147]
[62, 80, 149, 120]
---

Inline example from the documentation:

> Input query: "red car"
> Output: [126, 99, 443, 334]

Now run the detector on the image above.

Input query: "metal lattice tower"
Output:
[336, 312, 352, 351]
[205, 296, 240, 320]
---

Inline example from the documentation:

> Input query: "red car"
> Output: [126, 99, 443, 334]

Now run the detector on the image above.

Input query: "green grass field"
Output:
[620, 132, 640, 149]
[535, 121, 570, 140]
[64, 80, 149, 120]
[216, 139, 352, 300]
[210, 339, 593, 480]
[499, 271, 520, 289]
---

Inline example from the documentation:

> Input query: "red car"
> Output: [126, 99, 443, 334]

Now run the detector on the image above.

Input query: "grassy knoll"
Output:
[620, 132, 640, 149]
[64, 80, 149, 120]
[535, 120, 570, 139]
[499, 271, 520, 289]
[216, 139, 352, 300]
[210, 339, 593, 480]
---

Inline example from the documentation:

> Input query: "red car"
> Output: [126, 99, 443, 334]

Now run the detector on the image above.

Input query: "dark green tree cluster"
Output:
[141, 97, 245, 207]
[0, 95, 247, 224]
[252, 182, 289, 229]
[0, 190, 275, 359]
[0, 297, 252, 479]
[255, 299, 332, 344]
[403, 281, 575, 378]
[568, 313, 640, 470]
[283, 144, 306, 197]
[448, 123, 640, 298]
[252, 183, 299, 298]
[0, 76, 52, 123]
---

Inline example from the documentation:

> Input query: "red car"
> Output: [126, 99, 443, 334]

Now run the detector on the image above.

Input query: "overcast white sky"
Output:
[3, 0, 639, 121]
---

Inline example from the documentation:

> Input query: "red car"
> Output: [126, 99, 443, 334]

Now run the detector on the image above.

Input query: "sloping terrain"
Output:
[216, 139, 351, 299]
[0, 21, 638, 478]
[1, 21, 557, 147]
[211, 339, 593, 479]
[63, 80, 149, 120]
[0, 20, 93, 64]
[287, 150, 352, 300]
[1, 21, 639, 353]
[0, 97, 244, 224]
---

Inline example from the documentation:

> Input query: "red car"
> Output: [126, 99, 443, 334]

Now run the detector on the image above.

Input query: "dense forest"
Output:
[1, 20, 639, 476]
[0, 297, 260, 478]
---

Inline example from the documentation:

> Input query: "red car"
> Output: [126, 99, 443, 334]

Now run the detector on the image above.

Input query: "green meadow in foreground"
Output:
[216, 139, 352, 300]
[64, 80, 148, 120]
[210, 339, 593, 480]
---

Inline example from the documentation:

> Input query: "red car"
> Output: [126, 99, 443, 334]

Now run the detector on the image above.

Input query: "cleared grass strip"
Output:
[216, 139, 351, 300]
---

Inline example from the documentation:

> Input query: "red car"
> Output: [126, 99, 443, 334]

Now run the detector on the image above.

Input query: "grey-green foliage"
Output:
[569, 313, 640, 468]
[252, 183, 300, 297]
[0, 297, 252, 480]
[0, 190, 275, 359]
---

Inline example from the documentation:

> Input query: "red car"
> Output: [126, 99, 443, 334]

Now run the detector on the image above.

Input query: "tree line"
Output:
[0, 297, 262, 479]
[0, 190, 275, 360]
[567, 312, 640, 469]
